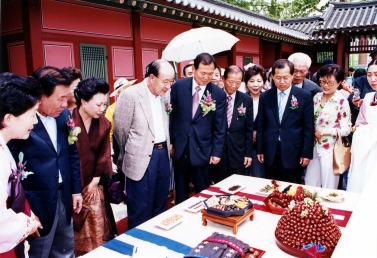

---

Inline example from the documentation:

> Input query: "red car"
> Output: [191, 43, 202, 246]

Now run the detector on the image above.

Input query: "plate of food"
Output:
[256, 180, 281, 196]
[184, 196, 206, 213]
[204, 195, 253, 217]
[155, 214, 183, 230]
[320, 191, 344, 202]
[220, 184, 246, 194]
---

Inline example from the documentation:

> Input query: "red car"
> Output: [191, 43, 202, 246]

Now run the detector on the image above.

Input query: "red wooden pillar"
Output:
[132, 11, 143, 80]
[229, 32, 237, 67]
[22, 0, 44, 74]
[259, 37, 264, 67]
[336, 33, 346, 67]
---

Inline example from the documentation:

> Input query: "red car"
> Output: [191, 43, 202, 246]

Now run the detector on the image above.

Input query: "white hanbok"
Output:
[347, 92, 377, 193]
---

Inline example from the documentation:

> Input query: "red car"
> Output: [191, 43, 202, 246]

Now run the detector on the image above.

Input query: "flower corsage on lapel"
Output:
[290, 95, 299, 110]
[200, 90, 216, 116]
[67, 116, 81, 145]
[166, 102, 173, 115]
[13, 152, 34, 180]
[237, 103, 246, 116]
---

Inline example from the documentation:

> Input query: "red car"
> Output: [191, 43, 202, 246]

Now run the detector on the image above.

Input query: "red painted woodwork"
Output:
[43, 41, 74, 68]
[112, 47, 135, 79]
[0, 0, 23, 34]
[236, 56, 243, 68]
[262, 41, 277, 68]
[142, 48, 158, 74]
[215, 56, 228, 70]
[21, 0, 44, 74]
[140, 15, 191, 42]
[236, 35, 259, 54]
[41, 0, 132, 38]
[253, 57, 260, 65]
[132, 12, 143, 81]
[7, 42, 27, 76]
[281, 43, 294, 53]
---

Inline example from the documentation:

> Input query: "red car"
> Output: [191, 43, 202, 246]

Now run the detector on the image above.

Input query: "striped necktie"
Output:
[278, 91, 285, 122]
[227, 95, 233, 127]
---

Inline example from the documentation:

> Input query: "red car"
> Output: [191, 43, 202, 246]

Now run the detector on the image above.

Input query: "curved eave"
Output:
[165, 0, 309, 41]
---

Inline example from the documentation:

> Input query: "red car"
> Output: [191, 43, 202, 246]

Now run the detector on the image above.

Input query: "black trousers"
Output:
[174, 143, 210, 205]
[265, 141, 302, 184]
[213, 145, 245, 183]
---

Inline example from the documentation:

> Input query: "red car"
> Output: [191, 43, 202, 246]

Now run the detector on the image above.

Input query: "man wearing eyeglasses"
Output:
[114, 59, 174, 229]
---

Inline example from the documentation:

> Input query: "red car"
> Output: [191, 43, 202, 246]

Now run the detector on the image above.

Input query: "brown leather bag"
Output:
[72, 205, 90, 232]
[333, 132, 351, 175]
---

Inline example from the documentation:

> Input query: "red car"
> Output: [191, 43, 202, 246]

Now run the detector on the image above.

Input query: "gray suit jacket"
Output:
[113, 79, 170, 181]
[302, 78, 322, 98]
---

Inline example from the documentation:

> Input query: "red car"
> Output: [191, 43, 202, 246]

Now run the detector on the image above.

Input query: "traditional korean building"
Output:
[1, 0, 376, 92]
[282, 0, 377, 72]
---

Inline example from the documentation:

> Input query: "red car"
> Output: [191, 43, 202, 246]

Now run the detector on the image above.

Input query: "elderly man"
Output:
[114, 59, 174, 229]
[287, 52, 322, 98]
[170, 53, 227, 204]
[213, 65, 253, 182]
[8, 66, 82, 258]
[257, 59, 314, 184]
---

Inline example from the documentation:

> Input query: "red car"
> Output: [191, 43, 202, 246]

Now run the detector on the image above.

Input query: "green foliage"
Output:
[222, 0, 329, 19]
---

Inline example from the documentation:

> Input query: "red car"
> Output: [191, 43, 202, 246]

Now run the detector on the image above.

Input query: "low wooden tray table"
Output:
[201, 208, 254, 234]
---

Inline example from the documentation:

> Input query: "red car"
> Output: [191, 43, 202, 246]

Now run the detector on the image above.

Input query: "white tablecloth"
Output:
[83, 175, 361, 258]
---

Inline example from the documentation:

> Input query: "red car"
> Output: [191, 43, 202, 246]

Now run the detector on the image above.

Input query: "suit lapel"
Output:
[183, 78, 192, 119]
[230, 92, 241, 129]
[267, 87, 279, 125]
[281, 86, 296, 125]
[33, 116, 56, 152]
[139, 81, 155, 137]
[161, 94, 169, 138]
[55, 113, 67, 155]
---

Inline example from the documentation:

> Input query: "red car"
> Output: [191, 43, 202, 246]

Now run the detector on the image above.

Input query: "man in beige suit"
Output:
[114, 60, 174, 229]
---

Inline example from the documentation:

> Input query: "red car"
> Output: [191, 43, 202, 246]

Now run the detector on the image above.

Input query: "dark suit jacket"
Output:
[302, 78, 322, 98]
[272, 78, 321, 98]
[8, 109, 81, 236]
[257, 86, 314, 169]
[224, 91, 253, 168]
[170, 77, 227, 166]
[348, 75, 374, 125]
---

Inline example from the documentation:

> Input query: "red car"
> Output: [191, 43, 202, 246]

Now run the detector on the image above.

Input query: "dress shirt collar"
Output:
[277, 85, 292, 97]
[293, 82, 303, 88]
[146, 84, 161, 101]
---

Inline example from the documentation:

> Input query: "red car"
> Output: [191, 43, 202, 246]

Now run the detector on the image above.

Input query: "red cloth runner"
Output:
[196, 186, 352, 228]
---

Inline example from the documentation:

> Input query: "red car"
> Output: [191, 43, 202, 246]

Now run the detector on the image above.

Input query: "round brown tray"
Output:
[275, 234, 334, 257]
[263, 199, 287, 215]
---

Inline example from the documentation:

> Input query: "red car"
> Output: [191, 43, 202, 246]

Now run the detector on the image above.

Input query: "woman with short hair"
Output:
[245, 65, 266, 178]
[0, 73, 43, 257]
[72, 77, 116, 255]
[305, 64, 352, 189]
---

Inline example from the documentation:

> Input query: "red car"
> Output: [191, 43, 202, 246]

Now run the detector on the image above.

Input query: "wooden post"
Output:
[21, 0, 44, 74]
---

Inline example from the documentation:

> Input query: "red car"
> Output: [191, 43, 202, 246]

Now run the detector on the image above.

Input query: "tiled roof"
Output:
[166, 0, 309, 40]
[281, 16, 320, 35]
[320, 0, 377, 30]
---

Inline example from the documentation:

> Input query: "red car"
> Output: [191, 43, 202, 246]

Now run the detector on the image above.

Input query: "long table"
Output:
[83, 175, 360, 257]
